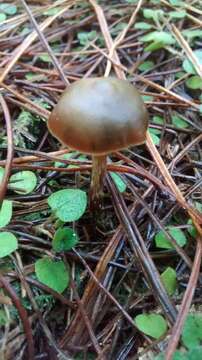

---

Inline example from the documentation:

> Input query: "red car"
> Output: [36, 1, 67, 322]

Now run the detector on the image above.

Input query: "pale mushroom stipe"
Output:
[48, 77, 149, 208]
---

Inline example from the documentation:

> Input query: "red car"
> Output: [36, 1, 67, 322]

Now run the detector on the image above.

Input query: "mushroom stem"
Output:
[90, 155, 107, 209]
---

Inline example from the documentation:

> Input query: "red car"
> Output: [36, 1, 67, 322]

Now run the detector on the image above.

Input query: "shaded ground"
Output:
[0, 1, 202, 359]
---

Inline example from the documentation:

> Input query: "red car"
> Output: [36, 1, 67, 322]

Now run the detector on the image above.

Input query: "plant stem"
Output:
[90, 155, 107, 209]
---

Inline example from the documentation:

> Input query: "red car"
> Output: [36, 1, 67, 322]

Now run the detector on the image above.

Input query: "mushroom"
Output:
[48, 77, 149, 208]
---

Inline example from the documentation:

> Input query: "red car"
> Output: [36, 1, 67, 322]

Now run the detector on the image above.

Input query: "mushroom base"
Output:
[90, 155, 107, 210]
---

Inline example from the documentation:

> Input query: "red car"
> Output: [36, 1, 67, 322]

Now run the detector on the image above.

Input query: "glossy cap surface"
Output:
[48, 77, 149, 155]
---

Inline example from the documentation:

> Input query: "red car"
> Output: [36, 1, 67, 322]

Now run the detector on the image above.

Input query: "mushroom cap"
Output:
[48, 77, 149, 155]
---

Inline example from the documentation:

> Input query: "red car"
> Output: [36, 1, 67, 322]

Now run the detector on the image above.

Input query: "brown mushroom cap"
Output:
[48, 77, 149, 155]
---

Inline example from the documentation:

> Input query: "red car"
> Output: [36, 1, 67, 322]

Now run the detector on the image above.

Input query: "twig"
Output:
[8, 273, 76, 309]
[0, 4, 71, 82]
[0, 275, 34, 360]
[12, 256, 70, 360]
[165, 238, 202, 359]
[169, 133, 202, 171]
[19, 0, 69, 86]
[89, 0, 124, 78]
[107, 175, 177, 324]
[105, 0, 144, 76]
[171, 24, 202, 78]
[146, 133, 202, 234]
[0, 95, 14, 202]
[1, 82, 50, 119]
[127, 180, 192, 268]
[136, 74, 200, 110]
[73, 249, 138, 328]
[70, 279, 104, 357]
[88, 0, 202, 236]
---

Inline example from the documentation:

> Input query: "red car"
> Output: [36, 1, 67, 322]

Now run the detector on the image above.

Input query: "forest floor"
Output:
[0, 1, 202, 359]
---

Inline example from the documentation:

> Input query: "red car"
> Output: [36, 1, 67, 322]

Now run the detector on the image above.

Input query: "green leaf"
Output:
[25, 73, 46, 82]
[48, 189, 87, 222]
[34, 99, 51, 110]
[140, 31, 175, 45]
[110, 172, 126, 193]
[0, 13, 6, 22]
[149, 128, 160, 146]
[0, 167, 5, 183]
[9, 171, 37, 194]
[140, 29, 175, 51]
[20, 27, 30, 36]
[44, 7, 61, 16]
[52, 227, 79, 252]
[155, 352, 190, 360]
[171, 115, 189, 128]
[75, 352, 96, 360]
[182, 314, 202, 350]
[135, 313, 167, 339]
[161, 267, 177, 295]
[0, 309, 9, 325]
[187, 347, 202, 360]
[138, 61, 154, 71]
[54, 152, 78, 168]
[183, 50, 202, 75]
[66, 154, 87, 170]
[134, 22, 153, 30]
[143, 9, 164, 21]
[150, 128, 161, 135]
[126, 0, 139, 3]
[169, 0, 183, 5]
[77, 31, 97, 46]
[141, 95, 154, 101]
[169, 348, 202, 360]
[149, 133, 160, 146]
[112, 22, 128, 34]
[175, 71, 186, 79]
[38, 54, 51, 63]
[182, 30, 202, 40]
[173, 351, 188, 360]
[25, 73, 37, 80]
[187, 219, 197, 238]
[155, 227, 187, 249]
[186, 76, 202, 90]
[35, 257, 69, 293]
[195, 201, 202, 213]
[0, 200, 12, 228]
[152, 116, 164, 124]
[145, 41, 166, 52]
[154, 354, 165, 360]
[169, 10, 186, 19]
[0, 232, 18, 258]
[0, 4, 17, 15]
